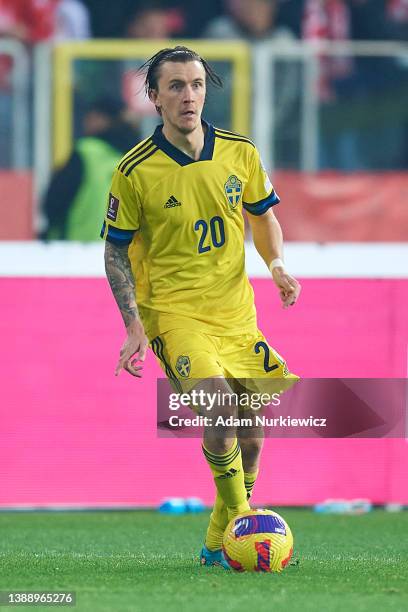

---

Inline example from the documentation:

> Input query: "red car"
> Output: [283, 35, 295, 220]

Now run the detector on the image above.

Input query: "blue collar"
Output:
[152, 120, 215, 166]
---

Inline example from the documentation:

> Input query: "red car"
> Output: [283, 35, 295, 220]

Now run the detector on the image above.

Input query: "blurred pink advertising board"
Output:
[0, 278, 407, 506]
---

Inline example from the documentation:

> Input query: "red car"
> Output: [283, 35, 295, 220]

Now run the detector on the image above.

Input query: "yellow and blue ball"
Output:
[222, 509, 293, 572]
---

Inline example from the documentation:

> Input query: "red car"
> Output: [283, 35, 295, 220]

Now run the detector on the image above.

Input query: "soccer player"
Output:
[101, 46, 301, 569]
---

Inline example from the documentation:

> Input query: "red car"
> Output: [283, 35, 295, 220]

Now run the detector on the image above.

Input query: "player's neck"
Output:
[162, 121, 205, 161]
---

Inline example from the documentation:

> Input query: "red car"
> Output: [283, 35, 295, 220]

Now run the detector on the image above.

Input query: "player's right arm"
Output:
[101, 167, 147, 377]
[104, 241, 148, 377]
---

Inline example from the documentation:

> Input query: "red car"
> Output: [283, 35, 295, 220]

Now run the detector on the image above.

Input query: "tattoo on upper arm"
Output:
[104, 241, 138, 328]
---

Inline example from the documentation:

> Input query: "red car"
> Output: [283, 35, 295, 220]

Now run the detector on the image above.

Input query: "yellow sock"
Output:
[202, 439, 250, 548]
[244, 469, 259, 500]
[204, 494, 228, 551]
[205, 468, 259, 550]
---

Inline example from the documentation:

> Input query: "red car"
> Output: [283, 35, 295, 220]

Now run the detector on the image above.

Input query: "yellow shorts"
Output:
[151, 328, 298, 394]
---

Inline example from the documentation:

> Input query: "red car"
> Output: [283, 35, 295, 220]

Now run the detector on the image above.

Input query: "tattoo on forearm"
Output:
[104, 241, 138, 328]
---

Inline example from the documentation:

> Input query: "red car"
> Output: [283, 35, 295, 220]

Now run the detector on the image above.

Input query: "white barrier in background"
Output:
[0, 241, 406, 278]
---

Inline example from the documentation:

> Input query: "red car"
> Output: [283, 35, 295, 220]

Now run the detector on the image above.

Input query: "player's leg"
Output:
[239, 424, 264, 500]
[200, 377, 253, 568]
[200, 376, 250, 520]
[151, 331, 249, 566]
[203, 331, 298, 554]
[226, 329, 298, 504]
[204, 417, 264, 553]
[234, 375, 265, 502]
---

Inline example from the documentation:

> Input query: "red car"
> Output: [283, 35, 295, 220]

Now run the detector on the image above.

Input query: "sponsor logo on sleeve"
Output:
[107, 193, 119, 221]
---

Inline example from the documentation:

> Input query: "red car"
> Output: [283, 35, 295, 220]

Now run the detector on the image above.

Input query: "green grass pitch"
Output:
[1, 509, 407, 611]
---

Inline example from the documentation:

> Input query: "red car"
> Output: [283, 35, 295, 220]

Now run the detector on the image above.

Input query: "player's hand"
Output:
[272, 267, 301, 309]
[115, 320, 148, 377]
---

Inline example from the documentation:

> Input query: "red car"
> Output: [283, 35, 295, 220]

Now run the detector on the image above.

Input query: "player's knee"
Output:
[194, 377, 239, 419]
[204, 436, 237, 456]
[239, 437, 263, 461]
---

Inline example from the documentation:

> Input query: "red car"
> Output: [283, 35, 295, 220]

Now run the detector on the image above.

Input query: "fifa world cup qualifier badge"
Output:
[175, 355, 191, 378]
[224, 175, 242, 213]
[107, 193, 119, 221]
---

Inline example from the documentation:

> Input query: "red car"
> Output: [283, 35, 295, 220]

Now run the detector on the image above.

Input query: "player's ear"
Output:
[149, 88, 162, 115]
[149, 87, 158, 106]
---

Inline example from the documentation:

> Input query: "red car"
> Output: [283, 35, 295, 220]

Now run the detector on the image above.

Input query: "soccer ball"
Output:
[222, 509, 293, 572]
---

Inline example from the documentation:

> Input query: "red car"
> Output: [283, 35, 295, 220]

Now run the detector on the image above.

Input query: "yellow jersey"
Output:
[101, 121, 280, 340]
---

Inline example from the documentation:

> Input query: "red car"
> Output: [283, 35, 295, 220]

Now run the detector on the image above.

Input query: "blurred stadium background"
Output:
[0, 0, 407, 510]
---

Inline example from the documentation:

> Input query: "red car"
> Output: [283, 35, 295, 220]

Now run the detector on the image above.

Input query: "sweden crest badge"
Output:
[176, 355, 191, 378]
[224, 175, 242, 212]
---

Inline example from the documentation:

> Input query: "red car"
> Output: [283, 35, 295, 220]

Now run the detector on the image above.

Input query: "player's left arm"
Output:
[243, 145, 301, 308]
[247, 208, 301, 308]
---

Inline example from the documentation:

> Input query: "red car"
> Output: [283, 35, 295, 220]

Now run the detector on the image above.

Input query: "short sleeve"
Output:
[100, 169, 141, 245]
[242, 147, 280, 216]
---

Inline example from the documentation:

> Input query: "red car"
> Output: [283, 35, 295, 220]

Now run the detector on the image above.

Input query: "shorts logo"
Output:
[107, 193, 119, 221]
[175, 355, 191, 378]
[224, 175, 242, 211]
[273, 349, 288, 375]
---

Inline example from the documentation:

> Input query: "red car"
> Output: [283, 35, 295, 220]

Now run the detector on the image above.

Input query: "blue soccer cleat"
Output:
[200, 545, 230, 570]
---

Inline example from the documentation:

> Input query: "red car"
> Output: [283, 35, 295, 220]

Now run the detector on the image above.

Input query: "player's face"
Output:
[150, 60, 206, 134]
